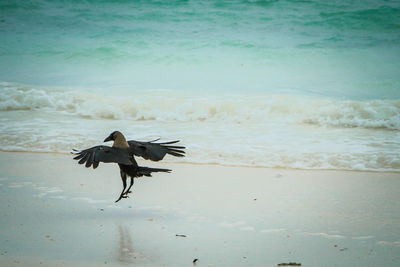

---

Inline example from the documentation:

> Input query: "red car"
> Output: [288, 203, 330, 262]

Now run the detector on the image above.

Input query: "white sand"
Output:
[0, 152, 399, 266]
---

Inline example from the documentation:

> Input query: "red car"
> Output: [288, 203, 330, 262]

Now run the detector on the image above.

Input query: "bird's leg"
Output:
[115, 171, 128, 203]
[124, 177, 134, 195]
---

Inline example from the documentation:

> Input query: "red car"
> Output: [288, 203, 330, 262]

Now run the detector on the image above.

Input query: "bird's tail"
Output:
[137, 166, 171, 177]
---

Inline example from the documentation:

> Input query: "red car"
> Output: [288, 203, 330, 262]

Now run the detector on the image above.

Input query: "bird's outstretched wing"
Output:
[72, 146, 133, 169]
[127, 139, 185, 161]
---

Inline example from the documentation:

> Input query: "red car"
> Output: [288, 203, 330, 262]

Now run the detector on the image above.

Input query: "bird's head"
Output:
[104, 131, 123, 142]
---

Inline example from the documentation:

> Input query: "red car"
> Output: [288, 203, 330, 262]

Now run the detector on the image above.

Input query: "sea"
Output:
[0, 0, 399, 172]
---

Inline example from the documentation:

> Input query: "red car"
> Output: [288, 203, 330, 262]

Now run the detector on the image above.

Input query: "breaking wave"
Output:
[1, 82, 400, 130]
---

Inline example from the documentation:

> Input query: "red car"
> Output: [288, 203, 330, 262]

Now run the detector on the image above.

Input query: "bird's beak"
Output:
[104, 134, 113, 142]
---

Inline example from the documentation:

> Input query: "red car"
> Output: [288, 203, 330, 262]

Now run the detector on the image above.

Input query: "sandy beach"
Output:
[0, 151, 398, 266]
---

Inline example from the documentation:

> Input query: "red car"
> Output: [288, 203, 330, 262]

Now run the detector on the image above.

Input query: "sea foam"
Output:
[1, 83, 399, 130]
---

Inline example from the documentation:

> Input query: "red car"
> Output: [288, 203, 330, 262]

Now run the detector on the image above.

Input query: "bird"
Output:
[72, 131, 185, 202]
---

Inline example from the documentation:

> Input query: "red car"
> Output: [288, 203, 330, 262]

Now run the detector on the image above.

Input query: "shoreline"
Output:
[1, 150, 398, 174]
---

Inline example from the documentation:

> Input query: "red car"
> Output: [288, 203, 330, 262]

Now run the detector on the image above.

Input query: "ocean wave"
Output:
[1, 83, 400, 130]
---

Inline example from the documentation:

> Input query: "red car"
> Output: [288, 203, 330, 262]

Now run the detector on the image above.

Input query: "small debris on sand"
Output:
[45, 235, 55, 241]
[176, 234, 187, 237]
[278, 263, 301, 266]
[193, 258, 198, 264]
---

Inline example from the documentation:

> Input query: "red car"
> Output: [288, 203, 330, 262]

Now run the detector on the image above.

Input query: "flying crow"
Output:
[72, 131, 185, 202]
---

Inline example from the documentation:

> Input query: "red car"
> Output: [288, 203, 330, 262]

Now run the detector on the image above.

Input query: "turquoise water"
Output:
[0, 0, 400, 171]
[1, 0, 399, 97]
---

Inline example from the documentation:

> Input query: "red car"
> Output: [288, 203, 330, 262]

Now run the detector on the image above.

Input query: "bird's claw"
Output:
[122, 190, 132, 197]
[115, 195, 129, 203]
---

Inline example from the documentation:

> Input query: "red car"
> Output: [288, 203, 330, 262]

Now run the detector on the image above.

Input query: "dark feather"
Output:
[168, 148, 185, 154]
[85, 151, 94, 168]
[93, 159, 99, 169]
[137, 166, 171, 177]
[78, 153, 89, 164]
[73, 153, 85, 160]
[166, 151, 185, 157]
[127, 140, 186, 161]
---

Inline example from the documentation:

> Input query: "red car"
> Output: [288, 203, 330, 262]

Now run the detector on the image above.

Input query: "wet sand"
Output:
[0, 152, 399, 266]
